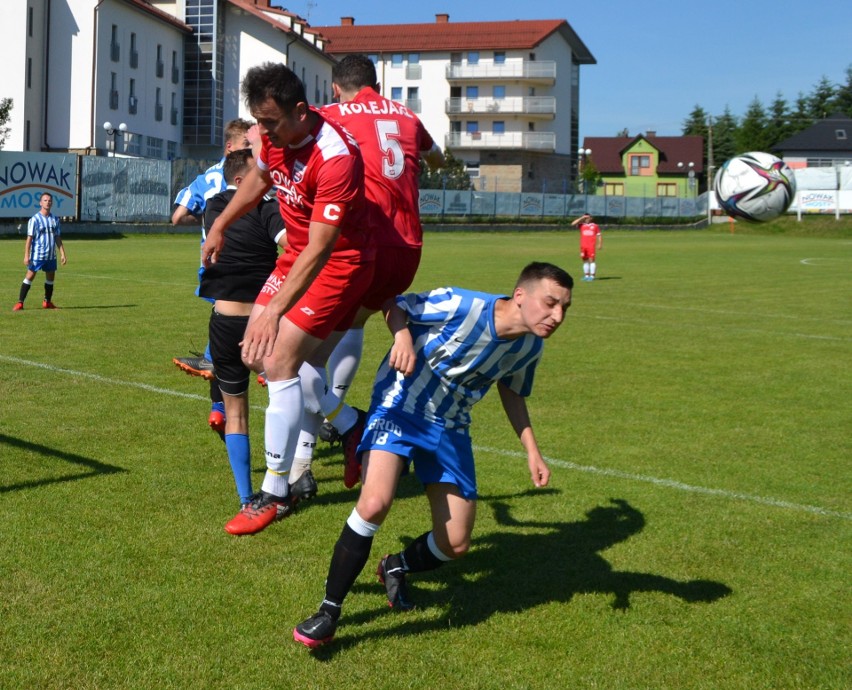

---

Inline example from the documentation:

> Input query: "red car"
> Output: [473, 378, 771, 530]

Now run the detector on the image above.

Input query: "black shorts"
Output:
[208, 309, 250, 396]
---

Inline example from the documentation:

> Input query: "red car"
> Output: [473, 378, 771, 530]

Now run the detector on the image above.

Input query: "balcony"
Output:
[156, 60, 164, 78]
[446, 96, 556, 118]
[171, 108, 179, 126]
[130, 50, 138, 69]
[155, 104, 163, 121]
[405, 98, 422, 113]
[406, 64, 422, 80]
[110, 42, 120, 62]
[445, 131, 556, 152]
[171, 66, 180, 84]
[109, 90, 119, 110]
[446, 60, 555, 85]
[128, 96, 138, 114]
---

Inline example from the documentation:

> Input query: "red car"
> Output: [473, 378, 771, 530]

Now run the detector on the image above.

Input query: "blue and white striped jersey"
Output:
[27, 212, 61, 262]
[173, 157, 226, 216]
[370, 287, 544, 429]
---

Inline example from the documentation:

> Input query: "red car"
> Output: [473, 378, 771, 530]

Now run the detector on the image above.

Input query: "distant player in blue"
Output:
[171, 119, 254, 433]
[13, 192, 67, 311]
[294, 262, 574, 648]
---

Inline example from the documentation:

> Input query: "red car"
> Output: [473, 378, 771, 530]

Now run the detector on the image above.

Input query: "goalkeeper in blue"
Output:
[293, 261, 573, 648]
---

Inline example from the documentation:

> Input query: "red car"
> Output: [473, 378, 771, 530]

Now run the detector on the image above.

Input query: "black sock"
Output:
[210, 378, 223, 404]
[321, 523, 373, 619]
[397, 531, 447, 574]
[44, 282, 54, 302]
[18, 282, 31, 303]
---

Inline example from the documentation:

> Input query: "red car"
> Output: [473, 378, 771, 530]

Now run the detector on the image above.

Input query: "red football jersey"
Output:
[257, 108, 373, 260]
[579, 222, 601, 248]
[324, 88, 435, 248]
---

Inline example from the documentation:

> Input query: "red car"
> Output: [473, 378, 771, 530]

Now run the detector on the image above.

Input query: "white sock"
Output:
[261, 377, 302, 495]
[590, 262, 596, 277]
[327, 328, 364, 403]
[583, 261, 590, 276]
[289, 455, 314, 484]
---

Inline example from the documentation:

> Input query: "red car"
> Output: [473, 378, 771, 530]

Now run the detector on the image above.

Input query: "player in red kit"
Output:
[571, 213, 602, 281]
[201, 62, 375, 535]
[288, 54, 445, 491]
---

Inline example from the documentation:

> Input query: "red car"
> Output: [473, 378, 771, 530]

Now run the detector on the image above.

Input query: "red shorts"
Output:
[580, 246, 596, 261]
[360, 245, 422, 311]
[256, 248, 375, 340]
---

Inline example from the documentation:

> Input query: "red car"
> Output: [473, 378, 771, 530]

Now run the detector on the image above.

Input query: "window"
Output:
[110, 25, 120, 62]
[391, 53, 403, 67]
[315, 75, 320, 103]
[406, 87, 420, 112]
[170, 92, 178, 125]
[109, 72, 119, 110]
[493, 85, 506, 100]
[28, 7, 33, 36]
[167, 141, 177, 160]
[657, 183, 677, 197]
[466, 85, 479, 99]
[391, 87, 402, 102]
[126, 132, 141, 156]
[128, 79, 137, 113]
[130, 33, 138, 68]
[155, 87, 163, 121]
[605, 183, 624, 196]
[367, 54, 378, 65]
[408, 53, 420, 64]
[466, 163, 480, 178]
[629, 154, 652, 176]
[836, 129, 848, 141]
[493, 121, 505, 134]
[171, 51, 179, 83]
[27, 58, 32, 89]
[494, 51, 506, 65]
[146, 135, 163, 159]
[466, 121, 479, 134]
[468, 51, 479, 65]
[156, 45, 164, 78]
[450, 52, 462, 65]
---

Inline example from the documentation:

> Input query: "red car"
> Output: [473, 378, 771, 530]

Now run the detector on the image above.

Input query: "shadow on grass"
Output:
[40, 304, 139, 310]
[308, 495, 732, 658]
[0, 433, 127, 493]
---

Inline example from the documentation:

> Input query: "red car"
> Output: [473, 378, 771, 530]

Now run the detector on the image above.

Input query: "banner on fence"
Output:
[0, 152, 78, 218]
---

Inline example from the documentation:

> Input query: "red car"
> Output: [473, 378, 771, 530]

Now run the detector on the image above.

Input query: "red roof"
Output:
[583, 135, 704, 174]
[123, 0, 193, 33]
[315, 18, 594, 61]
[226, 0, 333, 59]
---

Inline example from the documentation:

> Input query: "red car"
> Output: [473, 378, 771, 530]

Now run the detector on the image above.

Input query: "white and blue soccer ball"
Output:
[714, 152, 797, 222]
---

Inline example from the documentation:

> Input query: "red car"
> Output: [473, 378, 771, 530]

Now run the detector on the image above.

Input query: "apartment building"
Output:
[316, 13, 595, 192]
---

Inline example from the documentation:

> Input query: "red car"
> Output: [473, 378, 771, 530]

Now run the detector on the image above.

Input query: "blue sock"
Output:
[204, 341, 212, 361]
[224, 434, 252, 504]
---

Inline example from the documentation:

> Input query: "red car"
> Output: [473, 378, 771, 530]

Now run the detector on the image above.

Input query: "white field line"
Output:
[2, 354, 848, 521]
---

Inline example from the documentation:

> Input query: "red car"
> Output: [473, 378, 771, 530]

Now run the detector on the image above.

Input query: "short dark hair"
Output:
[332, 54, 377, 92]
[241, 62, 307, 112]
[516, 262, 574, 290]
[223, 148, 253, 185]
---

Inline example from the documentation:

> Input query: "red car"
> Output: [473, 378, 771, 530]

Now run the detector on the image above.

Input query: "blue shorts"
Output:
[28, 259, 57, 273]
[358, 406, 478, 499]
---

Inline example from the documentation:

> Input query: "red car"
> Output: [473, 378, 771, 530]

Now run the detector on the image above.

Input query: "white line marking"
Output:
[475, 445, 852, 521]
[2, 355, 847, 520]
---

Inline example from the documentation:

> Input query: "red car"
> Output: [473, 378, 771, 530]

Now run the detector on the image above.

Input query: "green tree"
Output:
[419, 149, 472, 190]
[807, 75, 837, 120]
[682, 105, 709, 138]
[0, 98, 12, 150]
[737, 97, 770, 152]
[579, 158, 601, 194]
[712, 107, 738, 165]
[790, 92, 813, 135]
[832, 65, 852, 117]
[766, 92, 793, 147]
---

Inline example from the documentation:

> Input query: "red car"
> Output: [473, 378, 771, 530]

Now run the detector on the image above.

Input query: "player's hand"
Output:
[528, 453, 550, 488]
[388, 329, 416, 376]
[60, 254, 67, 265]
[240, 311, 279, 365]
[201, 226, 224, 267]
[22, 258, 28, 267]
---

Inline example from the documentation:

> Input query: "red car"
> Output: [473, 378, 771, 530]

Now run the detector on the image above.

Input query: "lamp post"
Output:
[103, 121, 127, 157]
[577, 147, 591, 193]
[678, 160, 696, 197]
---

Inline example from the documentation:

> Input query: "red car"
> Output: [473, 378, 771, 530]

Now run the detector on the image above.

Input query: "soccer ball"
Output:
[714, 152, 797, 222]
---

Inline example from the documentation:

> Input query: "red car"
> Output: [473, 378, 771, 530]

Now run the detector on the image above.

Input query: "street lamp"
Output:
[103, 121, 127, 156]
[577, 147, 592, 193]
[678, 161, 696, 197]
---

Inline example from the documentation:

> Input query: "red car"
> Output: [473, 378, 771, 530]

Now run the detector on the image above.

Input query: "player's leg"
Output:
[293, 449, 405, 648]
[42, 269, 57, 308]
[15, 268, 38, 309]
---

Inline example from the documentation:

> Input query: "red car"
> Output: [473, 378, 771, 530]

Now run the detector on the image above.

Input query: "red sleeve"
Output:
[310, 153, 363, 227]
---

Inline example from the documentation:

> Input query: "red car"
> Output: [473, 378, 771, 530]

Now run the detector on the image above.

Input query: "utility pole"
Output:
[706, 115, 714, 227]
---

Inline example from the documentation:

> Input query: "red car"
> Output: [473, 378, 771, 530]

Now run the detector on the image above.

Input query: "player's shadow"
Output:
[0, 433, 127, 493]
[311, 496, 731, 657]
[46, 304, 139, 310]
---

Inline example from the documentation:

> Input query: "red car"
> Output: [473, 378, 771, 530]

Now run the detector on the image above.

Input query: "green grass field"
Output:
[1, 226, 850, 689]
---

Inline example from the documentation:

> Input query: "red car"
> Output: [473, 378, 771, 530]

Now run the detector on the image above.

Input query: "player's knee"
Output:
[355, 493, 393, 525]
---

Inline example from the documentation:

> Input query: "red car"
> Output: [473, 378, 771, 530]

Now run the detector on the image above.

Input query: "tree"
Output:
[419, 149, 472, 190]
[789, 92, 812, 135]
[712, 107, 738, 165]
[832, 65, 852, 117]
[0, 98, 12, 150]
[766, 92, 793, 147]
[807, 76, 837, 120]
[682, 105, 709, 139]
[737, 97, 770, 153]
[615, 127, 630, 138]
[579, 158, 601, 194]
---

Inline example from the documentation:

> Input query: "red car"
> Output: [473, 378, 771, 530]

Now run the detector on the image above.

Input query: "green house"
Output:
[581, 133, 704, 198]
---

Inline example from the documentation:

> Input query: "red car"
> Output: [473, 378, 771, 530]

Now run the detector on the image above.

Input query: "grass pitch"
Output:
[1, 224, 850, 689]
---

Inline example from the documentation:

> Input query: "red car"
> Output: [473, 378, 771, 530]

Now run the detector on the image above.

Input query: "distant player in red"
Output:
[201, 62, 375, 535]
[289, 54, 444, 489]
[571, 213, 602, 281]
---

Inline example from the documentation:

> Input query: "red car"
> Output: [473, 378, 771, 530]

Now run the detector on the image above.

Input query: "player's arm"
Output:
[597, 230, 603, 250]
[202, 164, 272, 266]
[384, 298, 416, 376]
[23, 235, 32, 267]
[55, 236, 67, 265]
[240, 219, 339, 363]
[497, 381, 550, 488]
[171, 204, 200, 226]
[570, 214, 589, 227]
[421, 142, 444, 171]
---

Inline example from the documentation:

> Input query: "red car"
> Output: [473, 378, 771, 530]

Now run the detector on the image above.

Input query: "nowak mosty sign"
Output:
[0, 152, 77, 218]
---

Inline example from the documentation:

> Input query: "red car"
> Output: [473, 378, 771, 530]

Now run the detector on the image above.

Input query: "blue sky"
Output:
[293, 0, 852, 141]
